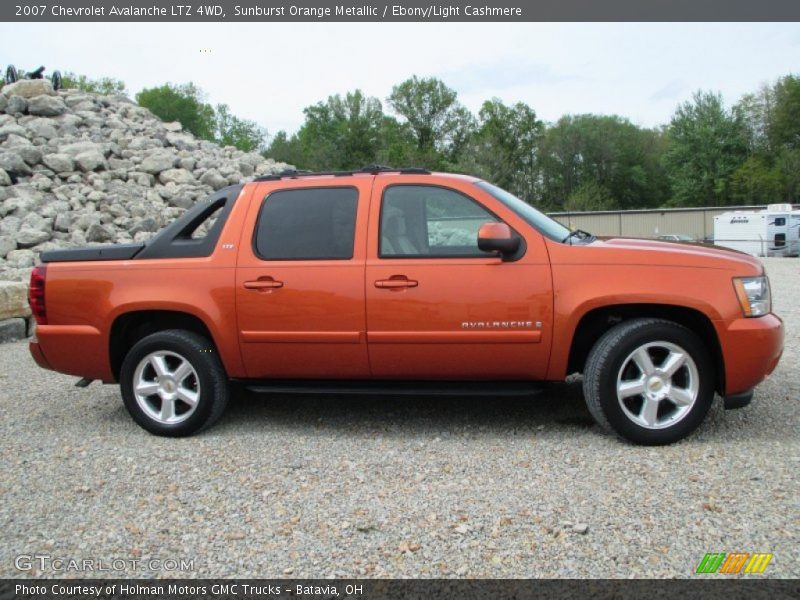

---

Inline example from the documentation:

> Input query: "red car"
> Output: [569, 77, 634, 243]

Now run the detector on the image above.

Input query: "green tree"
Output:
[777, 148, 800, 201]
[214, 103, 266, 152]
[729, 156, 784, 204]
[136, 83, 216, 140]
[388, 76, 475, 169]
[769, 74, 800, 150]
[266, 90, 414, 171]
[300, 90, 386, 169]
[566, 181, 616, 211]
[61, 72, 127, 96]
[735, 83, 774, 155]
[663, 91, 748, 206]
[265, 130, 306, 168]
[538, 114, 669, 211]
[462, 99, 544, 202]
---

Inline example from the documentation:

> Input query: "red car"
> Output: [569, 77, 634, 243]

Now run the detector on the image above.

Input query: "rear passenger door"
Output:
[235, 180, 371, 379]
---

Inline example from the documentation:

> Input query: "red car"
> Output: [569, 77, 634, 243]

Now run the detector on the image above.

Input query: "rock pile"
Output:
[0, 79, 290, 341]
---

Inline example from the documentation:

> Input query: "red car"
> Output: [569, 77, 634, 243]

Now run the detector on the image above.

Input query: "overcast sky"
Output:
[1, 22, 798, 136]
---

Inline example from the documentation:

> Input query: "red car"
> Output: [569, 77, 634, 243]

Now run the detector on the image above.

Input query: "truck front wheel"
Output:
[583, 318, 715, 445]
[120, 329, 229, 436]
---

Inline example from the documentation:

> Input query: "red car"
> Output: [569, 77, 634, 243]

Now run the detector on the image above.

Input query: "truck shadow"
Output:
[215, 379, 597, 436]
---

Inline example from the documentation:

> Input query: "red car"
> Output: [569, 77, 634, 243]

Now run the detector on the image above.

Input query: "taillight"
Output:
[29, 264, 47, 325]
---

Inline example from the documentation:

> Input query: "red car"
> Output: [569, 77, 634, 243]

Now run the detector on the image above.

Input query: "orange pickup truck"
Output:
[28, 167, 784, 444]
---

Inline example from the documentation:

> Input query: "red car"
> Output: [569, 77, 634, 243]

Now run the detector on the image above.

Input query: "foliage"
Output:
[136, 83, 265, 152]
[388, 76, 475, 169]
[768, 75, 800, 150]
[61, 72, 127, 96]
[460, 99, 544, 202]
[566, 181, 617, 212]
[136, 83, 217, 140]
[266, 90, 416, 171]
[663, 91, 749, 206]
[729, 156, 784, 204]
[214, 104, 266, 152]
[537, 114, 669, 211]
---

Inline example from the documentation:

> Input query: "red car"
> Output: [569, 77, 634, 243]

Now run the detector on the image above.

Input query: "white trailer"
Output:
[714, 204, 800, 257]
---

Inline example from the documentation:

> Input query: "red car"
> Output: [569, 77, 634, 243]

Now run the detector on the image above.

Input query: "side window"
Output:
[255, 187, 358, 260]
[191, 204, 223, 239]
[380, 185, 498, 258]
[773, 217, 786, 226]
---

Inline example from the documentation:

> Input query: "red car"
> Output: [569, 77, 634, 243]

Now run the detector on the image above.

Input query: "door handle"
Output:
[375, 276, 418, 289]
[244, 277, 284, 290]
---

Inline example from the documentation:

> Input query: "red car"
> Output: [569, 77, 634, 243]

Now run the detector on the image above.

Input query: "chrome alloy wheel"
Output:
[616, 341, 699, 430]
[133, 351, 200, 425]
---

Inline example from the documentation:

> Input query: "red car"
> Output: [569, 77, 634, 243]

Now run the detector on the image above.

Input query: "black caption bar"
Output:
[1, 579, 799, 600]
[1, 0, 800, 22]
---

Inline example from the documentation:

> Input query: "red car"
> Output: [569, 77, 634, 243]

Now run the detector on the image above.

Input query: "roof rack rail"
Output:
[253, 166, 431, 181]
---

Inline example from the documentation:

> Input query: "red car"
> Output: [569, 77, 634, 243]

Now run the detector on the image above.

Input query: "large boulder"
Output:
[0, 151, 31, 176]
[0, 281, 31, 319]
[74, 150, 107, 172]
[59, 141, 108, 157]
[25, 118, 58, 140]
[85, 222, 115, 242]
[200, 168, 228, 190]
[16, 227, 51, 248]
[0, 235, 15, 258]
[2, 134, 42, 166]
[166, 132, 199, 151]
[140, 151, 176, 174]
[0, 318, 27, 342]
[1, 79, 55, 99]
[5, 249, 34, 269]
[0, 123, 27, 141]
[27, 95, 67, 117]
[42, 153, 74, 173]
[158, 168, 195, 186]
[4, 96, 28, 115]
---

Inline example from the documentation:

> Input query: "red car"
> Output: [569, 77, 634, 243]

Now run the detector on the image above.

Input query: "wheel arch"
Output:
[565, 304, 725, 395]
[109, 310, 221, 381]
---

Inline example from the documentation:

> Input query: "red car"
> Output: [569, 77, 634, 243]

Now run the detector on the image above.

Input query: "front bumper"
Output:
[716, 313, 784, 396]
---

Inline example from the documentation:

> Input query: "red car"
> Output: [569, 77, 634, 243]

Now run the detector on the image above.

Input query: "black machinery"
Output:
[4, 65, 62, 90]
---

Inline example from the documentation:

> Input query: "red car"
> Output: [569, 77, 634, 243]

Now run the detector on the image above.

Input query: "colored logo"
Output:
[696, 552, 773, 574]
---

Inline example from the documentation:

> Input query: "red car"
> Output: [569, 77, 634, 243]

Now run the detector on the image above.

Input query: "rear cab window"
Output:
[254, 187, 358, 260]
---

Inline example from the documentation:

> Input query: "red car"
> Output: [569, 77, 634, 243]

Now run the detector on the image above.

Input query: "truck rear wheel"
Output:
[120, 329, 229, 436]
[583, 318, 715, 445]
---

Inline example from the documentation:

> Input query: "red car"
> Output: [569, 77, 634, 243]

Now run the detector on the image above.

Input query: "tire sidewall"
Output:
[597, 322, 715, 445]
[120, 332, 219, 437]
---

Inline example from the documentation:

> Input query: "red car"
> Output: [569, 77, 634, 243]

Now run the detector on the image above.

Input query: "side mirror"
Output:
[477, 222, 520, 257]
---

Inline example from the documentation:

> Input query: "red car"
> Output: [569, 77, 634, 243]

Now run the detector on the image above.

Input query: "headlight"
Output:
[733, 276, 771, 317]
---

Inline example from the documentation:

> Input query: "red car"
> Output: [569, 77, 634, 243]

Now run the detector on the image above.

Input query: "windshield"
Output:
[474, 181, 572, 242]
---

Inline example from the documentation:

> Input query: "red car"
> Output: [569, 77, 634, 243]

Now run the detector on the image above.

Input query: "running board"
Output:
[242, 379, 543, 397]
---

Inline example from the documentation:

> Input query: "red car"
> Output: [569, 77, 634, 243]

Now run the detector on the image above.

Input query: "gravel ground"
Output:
[0, 258, 797, 579]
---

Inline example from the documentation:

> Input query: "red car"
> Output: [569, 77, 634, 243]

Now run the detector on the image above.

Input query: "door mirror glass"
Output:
[478, 222, 520, 256]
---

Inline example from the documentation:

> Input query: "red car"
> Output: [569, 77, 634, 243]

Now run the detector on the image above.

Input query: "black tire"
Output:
[583, 318, 715, 445]
[5, 65, 17, 83]
[120, 329, 229, 437]
[51, 70, 62, 90]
